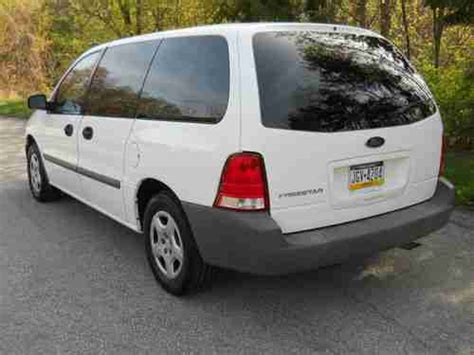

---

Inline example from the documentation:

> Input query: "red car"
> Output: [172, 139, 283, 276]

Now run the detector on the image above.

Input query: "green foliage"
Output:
[42, 0, 124, 82]
[222, 0, 299, 21]
[421, 59, 474, 149]
[445, 151, 474, 206]
[303, 0, 344, 23]
[424, 0, 474, 25]
[0, 98, 30, 118]
[2, 0, 472, 94]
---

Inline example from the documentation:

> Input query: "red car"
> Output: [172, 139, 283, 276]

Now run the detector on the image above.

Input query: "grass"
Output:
[0, 98, 31, 118]
[445, 150, 474, 207]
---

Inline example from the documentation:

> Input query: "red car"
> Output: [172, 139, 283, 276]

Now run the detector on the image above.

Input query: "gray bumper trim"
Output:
[183, 179, 455, 275]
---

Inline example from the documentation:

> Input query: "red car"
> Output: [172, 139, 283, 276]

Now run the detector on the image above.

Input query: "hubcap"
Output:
[150, 211, 184, 279]
[29, 153, 41, 194]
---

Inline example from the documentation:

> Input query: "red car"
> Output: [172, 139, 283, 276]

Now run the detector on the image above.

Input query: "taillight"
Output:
[439, 135, 446, 176]
[214, 152, 269, 211]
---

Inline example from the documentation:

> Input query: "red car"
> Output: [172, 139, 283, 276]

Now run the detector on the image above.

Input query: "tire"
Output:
[144, 191, 212, 296]
[27, 144, 61, 202]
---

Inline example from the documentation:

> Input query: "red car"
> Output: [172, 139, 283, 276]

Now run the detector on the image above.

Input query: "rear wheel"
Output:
[27, 144, 61, 202]
[144, 191, 211, 295]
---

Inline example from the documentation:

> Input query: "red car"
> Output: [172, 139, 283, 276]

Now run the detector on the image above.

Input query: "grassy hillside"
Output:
[0, 98, 30, 118]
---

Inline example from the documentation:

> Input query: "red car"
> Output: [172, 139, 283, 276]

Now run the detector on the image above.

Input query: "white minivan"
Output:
[26, 23, 454, 295]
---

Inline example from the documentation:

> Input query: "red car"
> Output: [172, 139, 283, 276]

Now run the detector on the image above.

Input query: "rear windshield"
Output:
[253, 31, 436, 133]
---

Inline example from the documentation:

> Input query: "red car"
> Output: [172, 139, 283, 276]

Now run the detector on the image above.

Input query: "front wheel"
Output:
[27, 144, 61, 202]
[144, 191, 211, 296]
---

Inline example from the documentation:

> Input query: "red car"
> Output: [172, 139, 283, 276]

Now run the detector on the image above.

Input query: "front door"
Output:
[77, 41, 158, 221]
[42, 51, 102, 197]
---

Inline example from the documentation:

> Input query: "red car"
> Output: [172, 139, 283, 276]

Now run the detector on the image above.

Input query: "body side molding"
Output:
[43, 153, 121, 189]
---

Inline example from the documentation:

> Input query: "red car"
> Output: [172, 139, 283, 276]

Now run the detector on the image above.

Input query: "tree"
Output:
[400, 0, 411, 59]
[0, 0, 51, 95]
[379, 0, 391, 36]
[353, 0, 368, 27]
[221, 0, 299, 22]
[424, 0, 474, 67]
[304, 0, 343, 23]
[136, 0, 143, 34]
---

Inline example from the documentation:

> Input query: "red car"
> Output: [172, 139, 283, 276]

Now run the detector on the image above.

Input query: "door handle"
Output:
[82, 126, 93, 140]
[64, 124, 74, 137]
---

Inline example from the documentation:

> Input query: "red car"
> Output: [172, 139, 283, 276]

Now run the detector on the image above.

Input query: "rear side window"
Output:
[137, 36, 229, 123]
[86, 41, 158, 118]
[53, 51, 100, 115]
[253, 32, 437, 133]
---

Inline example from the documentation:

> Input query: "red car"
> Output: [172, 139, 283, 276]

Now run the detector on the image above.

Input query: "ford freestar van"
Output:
[26, 23, 455, 295]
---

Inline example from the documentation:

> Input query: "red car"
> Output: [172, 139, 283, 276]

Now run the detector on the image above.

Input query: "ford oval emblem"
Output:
[366, 136, 385, 148]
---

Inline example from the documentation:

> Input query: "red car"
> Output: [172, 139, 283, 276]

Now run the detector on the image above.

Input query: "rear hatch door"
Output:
[240, 28, 442, 233]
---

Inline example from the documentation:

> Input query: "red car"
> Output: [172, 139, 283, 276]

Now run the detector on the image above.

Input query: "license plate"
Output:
[349, 162, 385, 191]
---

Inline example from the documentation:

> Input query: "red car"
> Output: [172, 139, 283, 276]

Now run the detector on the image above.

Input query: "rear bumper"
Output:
[183, 178, 455, 275]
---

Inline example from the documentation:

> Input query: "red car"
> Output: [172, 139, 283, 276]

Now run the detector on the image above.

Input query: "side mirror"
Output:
[27, 94, 48, 110]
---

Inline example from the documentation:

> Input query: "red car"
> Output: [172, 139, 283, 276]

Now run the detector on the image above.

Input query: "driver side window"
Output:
[52, 51, 101, 115]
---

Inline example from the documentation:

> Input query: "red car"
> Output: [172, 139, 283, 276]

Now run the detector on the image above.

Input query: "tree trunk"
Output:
[433, 6, 445, 68]
[136, 0, 143, 34]
[150, 1, 169, 31]
[117, 0, 133, 35]
[355, 0, 367, 28]
[400, 0, 411, 59]
[175, 0, 180, 27]
[379, 0, 391, 37]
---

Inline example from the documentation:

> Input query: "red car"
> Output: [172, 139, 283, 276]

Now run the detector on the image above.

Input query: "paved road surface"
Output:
[0, 117, 26, 182]
[1, 117, 473, 354]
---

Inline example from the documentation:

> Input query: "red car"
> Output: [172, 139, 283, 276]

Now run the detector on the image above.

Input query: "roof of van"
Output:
[83, 22, 381, 56]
